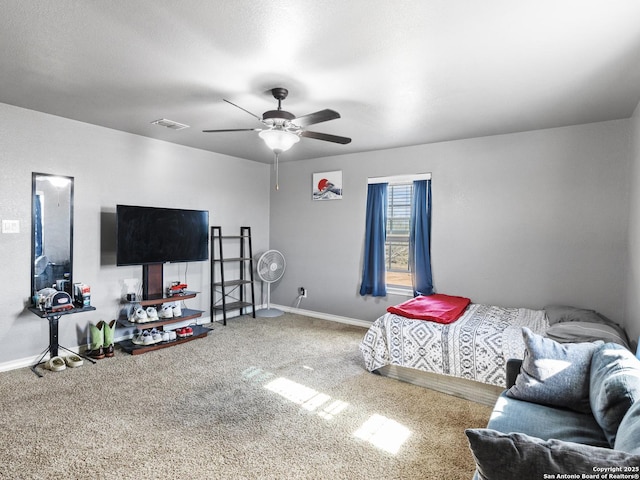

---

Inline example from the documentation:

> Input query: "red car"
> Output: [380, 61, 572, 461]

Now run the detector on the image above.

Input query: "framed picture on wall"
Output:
[312, 170, 343, 201]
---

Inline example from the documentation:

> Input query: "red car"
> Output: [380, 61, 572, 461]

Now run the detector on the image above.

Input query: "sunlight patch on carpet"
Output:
[317, 399, 349, 419]
[242, 366, 276, 383]
[242, 366, 351, 420]
[353, 414, 412, 454]
[264, 377, 349, 419]
[265, 377, 329, 410]
[260, 373, 411, 454]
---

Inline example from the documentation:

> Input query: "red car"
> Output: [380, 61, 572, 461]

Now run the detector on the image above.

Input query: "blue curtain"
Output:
[409, 180, 433, 296]
[34, 193, 43, 257]
[359, 183, 388, 296]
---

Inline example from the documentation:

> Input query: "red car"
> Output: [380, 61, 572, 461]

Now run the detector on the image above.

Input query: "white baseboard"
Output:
[0, 344, 84, 373]
[0, 355, 45, 373]
[203, 303, 371, 329]
[205, 303, 370, 328]
[270, 304, 371, 329]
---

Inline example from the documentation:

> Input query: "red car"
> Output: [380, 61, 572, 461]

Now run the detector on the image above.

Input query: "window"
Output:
[386, 182, 413, 289]
[360, 173, 433, 297]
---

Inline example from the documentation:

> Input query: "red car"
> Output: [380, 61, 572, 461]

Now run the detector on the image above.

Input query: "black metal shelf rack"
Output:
[210, 226, 256, 325]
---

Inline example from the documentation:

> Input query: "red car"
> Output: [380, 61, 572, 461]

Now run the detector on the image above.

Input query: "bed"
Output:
[360, 296, 630, 405]
[360, 302, 548, 404]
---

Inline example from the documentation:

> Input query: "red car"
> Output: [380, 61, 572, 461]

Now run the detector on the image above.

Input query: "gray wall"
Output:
[269, 120, 634, 333]
[0, 102, 270, 365]
[1, 98, 639, 367]
[625, 102, 640, 348]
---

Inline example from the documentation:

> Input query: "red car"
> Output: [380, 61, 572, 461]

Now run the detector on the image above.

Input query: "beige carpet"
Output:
[0, 313, 491, 479]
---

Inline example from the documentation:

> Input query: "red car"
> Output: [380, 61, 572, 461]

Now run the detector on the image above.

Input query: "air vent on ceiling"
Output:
[151, 118, 190, 130]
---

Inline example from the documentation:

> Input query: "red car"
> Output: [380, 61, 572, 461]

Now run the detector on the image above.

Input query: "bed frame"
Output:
[376, 364, 503, 406]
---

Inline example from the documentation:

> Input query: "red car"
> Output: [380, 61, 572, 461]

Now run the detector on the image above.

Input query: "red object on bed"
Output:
[387, 293, 471, 324]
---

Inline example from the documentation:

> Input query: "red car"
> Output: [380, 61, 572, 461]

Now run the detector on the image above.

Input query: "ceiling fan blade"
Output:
[202, 128, 262, 133]
[224, 99, 263, 122]
[293, 109, 340, 127]
[300, 130, 352, 144]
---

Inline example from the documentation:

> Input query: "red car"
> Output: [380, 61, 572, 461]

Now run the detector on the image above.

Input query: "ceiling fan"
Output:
[203, 88, 351, 190]
[203, 87, 351, 152]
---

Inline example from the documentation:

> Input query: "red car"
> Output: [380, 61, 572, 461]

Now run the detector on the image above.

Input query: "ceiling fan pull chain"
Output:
[274, 152, 280, 191]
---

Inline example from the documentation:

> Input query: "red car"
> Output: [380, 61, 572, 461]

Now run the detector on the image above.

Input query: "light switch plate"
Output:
[2, 220, 20, 234]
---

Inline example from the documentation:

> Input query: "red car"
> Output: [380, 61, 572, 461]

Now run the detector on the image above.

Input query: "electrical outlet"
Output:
[298, 287, 307, 298]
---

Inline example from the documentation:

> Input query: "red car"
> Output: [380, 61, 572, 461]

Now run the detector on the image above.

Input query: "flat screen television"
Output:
[116, 205, 209, 266]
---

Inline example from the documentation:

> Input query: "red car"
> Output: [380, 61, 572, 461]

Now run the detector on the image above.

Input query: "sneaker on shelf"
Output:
[150, 328, 163, 344]
[146, 307, 159, 321]
[141, 330, 155, 345]
[171, 303, 182, 318]
[177, 326, 193, 338]
[133, 307, 148, 323]
[132, 330, 145, 345]
[158, 305, 173, 319]
[166, 329, 177, 341]
[128, 305, 139, 322]
[160, 330, 171, 342]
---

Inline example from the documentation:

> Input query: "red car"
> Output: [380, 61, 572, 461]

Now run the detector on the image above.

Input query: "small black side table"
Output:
[28, 305, 97, 377]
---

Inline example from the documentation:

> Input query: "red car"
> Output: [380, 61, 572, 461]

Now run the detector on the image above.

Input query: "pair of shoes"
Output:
[161, 330, 177, 342]
[45, 356, 66, 372]
[158, 303, 182, 319]
[131, 328, 163, 345]
[88, 320, 116, 359]
[131, 307, 161, 323]
[176, 326, 193, 338]
[130, 307, 147, 323]
[132, 330, 152, 345]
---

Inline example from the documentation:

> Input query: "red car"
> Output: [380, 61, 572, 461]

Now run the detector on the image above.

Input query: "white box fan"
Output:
[255, 249, 286, 317]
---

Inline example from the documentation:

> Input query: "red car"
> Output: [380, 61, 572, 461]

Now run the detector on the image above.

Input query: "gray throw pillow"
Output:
[506, 327, 601, 413]
[544, 305, 611, 325]
[590, 343, 640, 446]
[546, 321, 630, 349]
[466, 428, 640, 480]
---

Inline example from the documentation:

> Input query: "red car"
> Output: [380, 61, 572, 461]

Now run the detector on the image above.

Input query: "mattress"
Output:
[360, 303, 549, 387]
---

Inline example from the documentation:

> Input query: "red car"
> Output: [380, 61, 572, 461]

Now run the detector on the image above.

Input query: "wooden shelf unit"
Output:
[117, 266, 209, 354]
[119, 324, 210, 355]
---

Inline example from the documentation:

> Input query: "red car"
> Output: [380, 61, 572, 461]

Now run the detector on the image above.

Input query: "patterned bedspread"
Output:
[359, 303, 549, 387]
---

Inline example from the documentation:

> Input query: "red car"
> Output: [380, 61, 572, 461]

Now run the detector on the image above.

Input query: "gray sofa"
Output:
[466, 328, 640, 479]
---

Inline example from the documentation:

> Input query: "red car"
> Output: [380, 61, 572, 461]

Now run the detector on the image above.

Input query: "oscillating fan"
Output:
[255, 250, 286, 318]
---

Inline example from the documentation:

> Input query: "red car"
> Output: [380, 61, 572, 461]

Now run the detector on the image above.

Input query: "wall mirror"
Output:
[31, 172, 74, 297]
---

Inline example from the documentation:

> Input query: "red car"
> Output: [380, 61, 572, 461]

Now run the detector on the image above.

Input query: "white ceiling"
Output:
[2, 1, 640, 164]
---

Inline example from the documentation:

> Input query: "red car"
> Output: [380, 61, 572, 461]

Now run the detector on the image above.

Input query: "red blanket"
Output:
[387, 293, 471, 324]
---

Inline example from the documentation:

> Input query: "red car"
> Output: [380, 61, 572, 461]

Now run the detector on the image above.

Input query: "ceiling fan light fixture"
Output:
[259, 129, 300, 153]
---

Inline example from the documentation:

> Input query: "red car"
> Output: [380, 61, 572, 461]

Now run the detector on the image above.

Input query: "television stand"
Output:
[142, 264, 164, 300]
[117, 263, 209, 355]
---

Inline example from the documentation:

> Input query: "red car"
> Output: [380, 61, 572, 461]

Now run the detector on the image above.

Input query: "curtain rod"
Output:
[368, 173, 431, 184]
